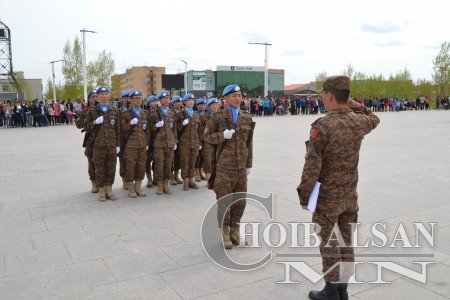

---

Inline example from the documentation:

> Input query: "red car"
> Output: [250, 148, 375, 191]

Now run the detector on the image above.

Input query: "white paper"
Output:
[307, 182, 321, 212]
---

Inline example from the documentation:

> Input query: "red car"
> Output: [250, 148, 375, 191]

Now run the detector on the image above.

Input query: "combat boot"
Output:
[122, 179, 128, 190]
[163, 179, 172, 194]
[156, 181, 164, 195]
[152, 178, 157, 186]
[127, 182, 137, 198]
[309, 281, 339, 300]
[199, 168, 207, 180]
[194, 169, 201, 182]
[230, 226, 240, 245]
[146, 173, 153, 188]
[90, 180, 99, 193]
[135, 180, 146, 197]
[105, 185, 118, 201]
[175, 170, 183, 184]
[98, 187, 107, 202]
[183, 179, 189, 191]
[338, 278, 349, 300]
[189, 178, 199, 189]
[170, 172, 177, 186]
[222, 226, 233, 249]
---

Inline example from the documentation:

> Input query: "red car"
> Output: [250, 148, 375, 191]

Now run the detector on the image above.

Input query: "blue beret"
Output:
[121, 90, 130, 97]
[206, 98, 218, 106]
[88, 89, 97, 100]
[196, 98, 206, 105]
[147, 95, 157, 103]
[156, 90, 170, 100]
[222, 84, 240, 97]
[130, 90, 142, 97]
[182, 93, 195, 101]
[170, 96, 182, 103]
[97, 86, 110, 93]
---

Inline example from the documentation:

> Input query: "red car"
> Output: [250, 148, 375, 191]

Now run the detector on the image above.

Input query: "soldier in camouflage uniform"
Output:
[119, 91, 131, 190]
[194, 98, 207, 182]
[75, 89, 98, 193]
[84, 86, 121, 202]
[169, 96, 184, 185]
[204, 84, 255, 249]
[120, 90, 151, 198]
[297, 76, 380, 300]
[148, 90, 178, 195]
[200, 97, 219, 180]
[145, 95, 158, 188]
[177, 93, 202, 191]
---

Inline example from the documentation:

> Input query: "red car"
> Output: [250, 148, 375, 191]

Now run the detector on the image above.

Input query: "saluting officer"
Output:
[297, 76, 380, 300]
[84, 86, 121, 202]
[120, 90, 150, 198]
[201, 97, 219, 180]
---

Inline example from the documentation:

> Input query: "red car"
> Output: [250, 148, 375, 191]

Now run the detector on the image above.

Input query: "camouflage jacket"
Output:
[176, 110, 201, 149]
[204, 109, 255, 171]
[84, 106, 121, 148]
[148, 108, 178, 148]
[297, 103, 380, 211]
[120, 108, 151, 149]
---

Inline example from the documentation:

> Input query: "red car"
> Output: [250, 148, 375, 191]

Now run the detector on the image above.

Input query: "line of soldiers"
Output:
[75, 86, 220, 201]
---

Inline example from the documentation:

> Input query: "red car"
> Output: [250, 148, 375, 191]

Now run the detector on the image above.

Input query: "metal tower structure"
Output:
[0, 20, 21, 92]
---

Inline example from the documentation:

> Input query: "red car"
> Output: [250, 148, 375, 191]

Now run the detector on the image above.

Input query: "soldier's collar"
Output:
[326, 107, 352, 115]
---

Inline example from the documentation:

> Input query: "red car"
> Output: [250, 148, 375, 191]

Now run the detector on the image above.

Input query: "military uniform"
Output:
[204, 84, 255, 249]
[195, 98, 207, 182]
[297, 76, 380, 300]
[170, 96, 183, 185]
[85, 86, 121, 201]
[120, 91, 150, 198]
[148, 91, 178, 195]
[75, 90, 97, 193]
[145, 95, 157, 188]
[119, 91, 131, 190]
[176, 105, 201, 190]
[200, 108, 214, 176]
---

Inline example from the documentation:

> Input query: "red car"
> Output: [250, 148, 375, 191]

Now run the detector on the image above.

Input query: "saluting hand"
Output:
[182, 118, 189, 126]
[223, 129, 235, 139]
[155, 120, 164, 128]
[95, 116, 104, 125]
[130, 118, 138, 125]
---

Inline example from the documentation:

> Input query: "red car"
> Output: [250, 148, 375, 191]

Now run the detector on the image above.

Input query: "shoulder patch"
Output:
[310, 129, 318, 138]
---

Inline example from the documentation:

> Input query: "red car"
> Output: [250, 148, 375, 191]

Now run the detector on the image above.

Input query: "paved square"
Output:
[1, 110, 449, 299]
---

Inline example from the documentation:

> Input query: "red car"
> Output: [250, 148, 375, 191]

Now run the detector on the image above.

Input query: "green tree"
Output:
[342, 63, 355, 78]
[88, 50, 115, 87]
[315, 71, 328, 93]
[61, 36, 83, 99]
[432, 42, 450, 97]
[111, 74, 121, 99]
[15, 74, 33, 100]
[44, 78, 65, 100]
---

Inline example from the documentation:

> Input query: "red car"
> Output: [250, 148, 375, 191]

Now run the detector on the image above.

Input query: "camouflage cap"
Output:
[323, 75, 350, 91]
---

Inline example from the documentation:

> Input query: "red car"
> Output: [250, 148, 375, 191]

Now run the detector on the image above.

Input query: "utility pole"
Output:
[248, 42, 272, 97]
[80, 28, 96, 101]
[181, 60, 188, 94]
[50, 59, 63, 102]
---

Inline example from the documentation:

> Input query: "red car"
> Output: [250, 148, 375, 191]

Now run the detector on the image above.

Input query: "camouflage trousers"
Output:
[214, 168, 247, 228]
[312, 197, 359, 282]
[92, 146, 117, 188]
[153, 147, 174, 181]
[172, 148, 181, 171]
[145, 150, 154, 176]
[180, 144, 199, 179]
[119, 152, 126, 179]
[124, 147, 147, 182]
[201, 143, 214, 173]
[84, 148, 96, 181]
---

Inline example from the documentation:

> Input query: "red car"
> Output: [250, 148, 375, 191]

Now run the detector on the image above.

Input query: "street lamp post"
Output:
[249, 42, 272, 97]
[50, 59, 63, 103]
[181, 60, 188, 94]
[80, 28, 96, 102]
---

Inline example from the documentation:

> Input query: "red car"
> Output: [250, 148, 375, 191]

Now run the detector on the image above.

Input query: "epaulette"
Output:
[310, 117, 324, 127]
